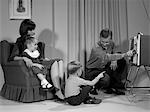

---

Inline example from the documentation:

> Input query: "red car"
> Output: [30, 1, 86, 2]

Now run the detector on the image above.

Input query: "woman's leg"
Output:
[58, 60, 65, 93]
[51, 61, 64, 99]
[58, 60, 64, 80]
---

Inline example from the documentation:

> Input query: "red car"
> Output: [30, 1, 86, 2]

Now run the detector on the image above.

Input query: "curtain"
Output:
[67, 0, 129, 69]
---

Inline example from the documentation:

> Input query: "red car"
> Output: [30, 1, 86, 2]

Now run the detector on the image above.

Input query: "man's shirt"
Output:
[86, 41, 123, 69]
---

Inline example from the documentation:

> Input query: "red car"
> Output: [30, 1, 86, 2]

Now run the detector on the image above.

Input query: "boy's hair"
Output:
[67, 61, 82, 75]
[19, 19, 36, 36]
[100, 28, 112, 39]
[24, 36, 36, 47]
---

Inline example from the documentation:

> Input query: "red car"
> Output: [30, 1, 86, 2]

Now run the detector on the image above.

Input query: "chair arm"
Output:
[2, 60, 33, 86]
[2, 60, 26, 66]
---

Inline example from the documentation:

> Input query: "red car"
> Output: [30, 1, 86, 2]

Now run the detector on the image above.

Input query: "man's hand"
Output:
[23, 57, 33, 67]
[110, 61, 118, 70]
[125, 50, 134, 57]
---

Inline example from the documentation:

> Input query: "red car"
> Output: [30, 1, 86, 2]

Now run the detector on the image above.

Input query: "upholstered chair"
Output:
[0, 40, 54, 102]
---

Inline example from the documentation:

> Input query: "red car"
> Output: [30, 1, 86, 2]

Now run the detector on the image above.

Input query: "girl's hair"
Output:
[19, 19, 36, 36]
[67, 61, 82, 75]
[24, 36, 36, 47]
[100, 28, 112, 39]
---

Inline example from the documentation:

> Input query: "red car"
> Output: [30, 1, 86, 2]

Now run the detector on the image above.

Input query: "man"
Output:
[85, 28, 133, 95]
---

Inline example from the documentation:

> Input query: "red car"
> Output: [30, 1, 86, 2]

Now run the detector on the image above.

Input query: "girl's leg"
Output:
[51, 61, 64, 99]
[37, 73, 52, 88]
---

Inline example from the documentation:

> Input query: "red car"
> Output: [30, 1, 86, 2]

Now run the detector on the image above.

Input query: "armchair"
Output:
[0, 40, 54, 102]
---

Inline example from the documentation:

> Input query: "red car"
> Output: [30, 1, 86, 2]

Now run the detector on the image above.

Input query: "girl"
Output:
[23, 36, 52, 90]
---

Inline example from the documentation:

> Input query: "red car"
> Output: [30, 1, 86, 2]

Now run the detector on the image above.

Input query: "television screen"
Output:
[129, 33, 150, 66]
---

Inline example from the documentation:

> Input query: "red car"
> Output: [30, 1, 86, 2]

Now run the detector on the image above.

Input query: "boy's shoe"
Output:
[84, 97, 102, 104]
[90, 89, 98, 95]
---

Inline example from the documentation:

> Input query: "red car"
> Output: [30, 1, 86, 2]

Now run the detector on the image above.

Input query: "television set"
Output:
[129, 33, 150, 66]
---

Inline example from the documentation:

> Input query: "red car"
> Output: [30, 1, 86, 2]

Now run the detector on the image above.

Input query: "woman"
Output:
[9, 19, 65, 100]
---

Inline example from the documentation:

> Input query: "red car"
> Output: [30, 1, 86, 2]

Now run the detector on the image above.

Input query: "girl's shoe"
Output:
[42, 83, 52, 88]
[41, 82, 53, 91]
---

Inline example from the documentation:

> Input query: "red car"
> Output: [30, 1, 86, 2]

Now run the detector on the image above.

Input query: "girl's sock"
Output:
[41, 79, 52, 88]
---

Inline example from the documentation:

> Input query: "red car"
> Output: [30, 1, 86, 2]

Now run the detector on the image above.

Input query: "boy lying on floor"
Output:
[64, 61, 105, 106]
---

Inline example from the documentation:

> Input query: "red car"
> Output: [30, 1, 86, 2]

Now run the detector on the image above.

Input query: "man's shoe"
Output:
[104, 88, 114, 94]
[104, 88, 125, 95]
[84, 97, 102, 104]
[114, 89, 125, 95]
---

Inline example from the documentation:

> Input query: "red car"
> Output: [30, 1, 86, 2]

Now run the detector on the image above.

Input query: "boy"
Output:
[65, 61, 105, 106]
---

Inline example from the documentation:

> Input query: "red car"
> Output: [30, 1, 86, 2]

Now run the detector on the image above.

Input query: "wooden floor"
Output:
[0, 91, 150, 112]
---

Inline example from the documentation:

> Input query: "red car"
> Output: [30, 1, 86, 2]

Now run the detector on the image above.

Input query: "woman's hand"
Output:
[23, 57, 33, 67]
[35, 64, 44, 69]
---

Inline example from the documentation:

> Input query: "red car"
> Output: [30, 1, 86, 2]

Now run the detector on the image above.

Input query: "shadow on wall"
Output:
[38, 29, 64, 60]
[115, 39, 129, 53]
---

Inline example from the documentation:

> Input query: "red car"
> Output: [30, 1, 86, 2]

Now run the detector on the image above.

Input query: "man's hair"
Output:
[100, 28, 112, 39]
[67, 61, 82, 75]
[19, 19, 36, 36]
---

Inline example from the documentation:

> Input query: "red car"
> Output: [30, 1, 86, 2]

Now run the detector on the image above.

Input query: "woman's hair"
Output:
[67, 61, 82, 75]
[19, 19, 36, 36]
[100, 28, 112, 39]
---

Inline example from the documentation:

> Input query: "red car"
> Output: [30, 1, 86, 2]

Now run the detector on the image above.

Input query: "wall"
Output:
[0, 0, 150, 89]
[127, 0, 150, 37]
